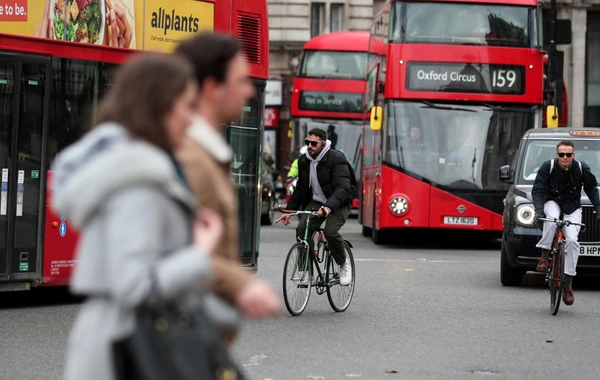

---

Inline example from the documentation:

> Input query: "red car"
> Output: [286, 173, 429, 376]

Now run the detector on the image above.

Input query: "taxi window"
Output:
[519, 140, 600, 184]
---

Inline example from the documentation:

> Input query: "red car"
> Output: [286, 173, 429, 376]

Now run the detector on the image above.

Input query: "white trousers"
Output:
[535, 201, 582, 276]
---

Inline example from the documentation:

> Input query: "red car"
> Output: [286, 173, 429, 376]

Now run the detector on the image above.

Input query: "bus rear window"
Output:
[298, 51, 366, 80]
[390, 2, 533, 48]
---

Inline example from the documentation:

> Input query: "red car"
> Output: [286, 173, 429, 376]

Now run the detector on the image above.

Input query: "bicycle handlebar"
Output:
[539, 217, 586, 228]
[278, 206, 319, 216]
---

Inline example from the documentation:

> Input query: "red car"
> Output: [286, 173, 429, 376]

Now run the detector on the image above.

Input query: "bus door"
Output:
[0, 54, 50, 290]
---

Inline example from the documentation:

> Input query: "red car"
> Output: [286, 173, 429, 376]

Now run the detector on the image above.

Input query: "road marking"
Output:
[243, 353, 267, 367]
[259, 257, 490, 263]
[355, 258, 489, 263]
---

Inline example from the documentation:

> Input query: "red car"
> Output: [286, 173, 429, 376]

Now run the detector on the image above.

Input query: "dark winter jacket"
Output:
[532, 158, 600, 215]
[287, 149, 352, 212]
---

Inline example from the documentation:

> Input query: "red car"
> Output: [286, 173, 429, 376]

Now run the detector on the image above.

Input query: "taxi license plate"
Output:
[443, 216, 478, 225]
[579, 246, 600, 256]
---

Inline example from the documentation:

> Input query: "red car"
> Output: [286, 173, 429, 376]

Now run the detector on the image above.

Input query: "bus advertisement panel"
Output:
[0, 0, 214, 52]
[361, 0, 545, 243]
[0, 0, 268, 291]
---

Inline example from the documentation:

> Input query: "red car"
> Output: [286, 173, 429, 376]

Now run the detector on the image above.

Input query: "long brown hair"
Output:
[96, 53, 195, 150]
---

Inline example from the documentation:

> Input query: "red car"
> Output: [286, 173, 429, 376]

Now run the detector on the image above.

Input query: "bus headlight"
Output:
[390, 196, 409, 215]
[516, 204, 535, 226]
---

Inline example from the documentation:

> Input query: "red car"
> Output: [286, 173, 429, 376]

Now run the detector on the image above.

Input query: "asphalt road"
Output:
[1, 219, 600, 380]
[232, 219, 600, 380]
[0, 287, 79, 380]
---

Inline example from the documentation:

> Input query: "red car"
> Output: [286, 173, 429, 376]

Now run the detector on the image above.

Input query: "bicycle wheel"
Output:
[326, 241, 355, 312]
[283, 243, 312, 316]
[550, 244, 565, 315]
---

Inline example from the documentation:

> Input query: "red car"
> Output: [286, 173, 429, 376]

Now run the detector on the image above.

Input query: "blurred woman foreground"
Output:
[52, 54, 224, 380]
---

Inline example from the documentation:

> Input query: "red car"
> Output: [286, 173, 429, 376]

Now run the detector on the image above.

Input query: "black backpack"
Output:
[327, 150, 358, 199]
[347, 162, 358, 199]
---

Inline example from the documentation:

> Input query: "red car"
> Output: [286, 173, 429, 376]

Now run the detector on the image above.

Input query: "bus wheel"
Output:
[362, 226, 372, 237]
[372, 228, 387, 245]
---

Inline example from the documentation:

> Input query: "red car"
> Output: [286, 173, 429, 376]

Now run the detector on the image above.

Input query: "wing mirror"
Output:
[499, 165, 513, 184]
[370, 106, 383, 131]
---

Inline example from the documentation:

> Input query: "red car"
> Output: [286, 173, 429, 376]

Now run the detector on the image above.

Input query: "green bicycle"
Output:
[279, 208, 356, 316]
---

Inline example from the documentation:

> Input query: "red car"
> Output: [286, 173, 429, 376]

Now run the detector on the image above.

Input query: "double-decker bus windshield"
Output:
[299, 51, 367, 80]
[390, 2, 534, 47]
[384, 101, 534, 191]
[295, 118, 362, 171]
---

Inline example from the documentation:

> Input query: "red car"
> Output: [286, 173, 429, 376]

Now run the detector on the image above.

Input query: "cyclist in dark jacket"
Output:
[276, 128, 353, 286]
[532, 140, 600, 306]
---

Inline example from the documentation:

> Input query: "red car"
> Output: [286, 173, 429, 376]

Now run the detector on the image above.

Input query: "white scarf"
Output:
[306, 140, 331, 204]
[187, 116, 232, 163]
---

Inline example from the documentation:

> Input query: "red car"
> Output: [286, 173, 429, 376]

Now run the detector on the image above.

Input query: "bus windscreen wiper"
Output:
[419, 100, 476, 113]
[481, 103, 536, 114]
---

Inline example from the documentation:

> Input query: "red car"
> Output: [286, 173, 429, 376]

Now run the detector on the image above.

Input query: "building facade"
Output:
[555, 1, 600, 128]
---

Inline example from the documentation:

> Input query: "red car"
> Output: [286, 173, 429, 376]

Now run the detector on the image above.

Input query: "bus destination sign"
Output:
[406, 62, 525, 95]
[299, 91, 363, 113]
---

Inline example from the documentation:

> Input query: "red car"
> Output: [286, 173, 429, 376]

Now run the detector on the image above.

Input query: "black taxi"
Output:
[499, 128, 600, 286]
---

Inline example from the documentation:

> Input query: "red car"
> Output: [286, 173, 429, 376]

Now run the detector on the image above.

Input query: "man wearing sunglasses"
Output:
[532, 140, 600, 305]
[276, 128, 354, 286]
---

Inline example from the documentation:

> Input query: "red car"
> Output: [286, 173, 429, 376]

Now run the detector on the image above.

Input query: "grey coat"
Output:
[52, 123, 212, 380]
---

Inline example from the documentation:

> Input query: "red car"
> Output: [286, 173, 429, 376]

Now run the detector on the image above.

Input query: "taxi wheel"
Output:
[501, 242, 524, 286]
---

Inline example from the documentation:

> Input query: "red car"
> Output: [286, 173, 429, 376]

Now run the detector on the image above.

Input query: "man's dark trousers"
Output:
[296, 200, 350, 265]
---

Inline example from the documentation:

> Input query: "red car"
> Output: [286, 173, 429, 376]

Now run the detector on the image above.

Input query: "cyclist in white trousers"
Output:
[532, 140, 600, 306]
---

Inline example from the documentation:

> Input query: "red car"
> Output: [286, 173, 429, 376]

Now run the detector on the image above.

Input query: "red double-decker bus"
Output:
[291, 31, 370, 208]
[0, 0, 268, 291]
[361, 0, 545, 243]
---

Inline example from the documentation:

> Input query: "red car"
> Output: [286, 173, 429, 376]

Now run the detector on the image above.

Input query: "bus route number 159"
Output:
[492, 70, 517, 88]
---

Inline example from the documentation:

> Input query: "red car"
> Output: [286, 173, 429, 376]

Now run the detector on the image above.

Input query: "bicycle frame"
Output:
[549, 228, 565, 288]
[542, 216, 585, 261]
[301, 213, 336, 292]
[285, 209, 338, 292]
[539, 216, 585, 315]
